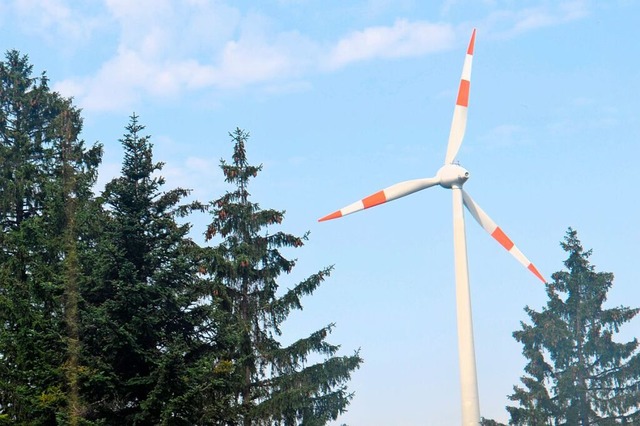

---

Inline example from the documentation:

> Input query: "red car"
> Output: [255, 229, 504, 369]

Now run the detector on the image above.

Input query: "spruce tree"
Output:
[481, 419, 507, 426]
[201, 128, 362, 425]
[507, 228, 640, 425]
[0, 50, 102, 424]
[81, 114, 204, 424]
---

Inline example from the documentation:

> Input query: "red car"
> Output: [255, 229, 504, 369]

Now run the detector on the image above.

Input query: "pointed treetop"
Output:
[221, 128, 262, 188]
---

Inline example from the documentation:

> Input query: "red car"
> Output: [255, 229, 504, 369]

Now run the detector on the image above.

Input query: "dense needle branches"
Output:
[507, 229, 640, 425]
[0, 49, 362, 425]
[0, 50, 102, 423]
[201, 129, 362, 425]
[4, 47, 640, 426]
[0, 50, 102, 424]
[80, 114, 206, 423]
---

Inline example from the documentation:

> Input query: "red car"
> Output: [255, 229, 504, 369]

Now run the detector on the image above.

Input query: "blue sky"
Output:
[2, 0, 639, 424]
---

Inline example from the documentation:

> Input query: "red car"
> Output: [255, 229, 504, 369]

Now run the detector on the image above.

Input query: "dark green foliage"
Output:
[0, 50, 102, 424]
[507, 229, 640, 425]
[1, 49, 361, 425]
[80, 114, 205, 424]
[201, 129, 362, 425]
[481, 418, 507, 426]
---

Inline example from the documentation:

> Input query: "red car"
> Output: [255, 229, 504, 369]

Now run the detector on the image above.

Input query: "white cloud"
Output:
[104, 0, 225, 56]
[56, 48, 152, 111]
[13, 0, 104, 45]
[161, 156, 224, 201]
[54, 1, 316, 111]
[47, 0, 590, 112]
[185, 156, 216, 174]
[485, 0, 589, 39]
[210, 30, 316, 88]
[326, 20, 455, 70]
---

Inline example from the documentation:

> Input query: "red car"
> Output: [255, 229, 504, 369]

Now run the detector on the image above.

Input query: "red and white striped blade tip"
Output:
[318, 189, 388, 222]
[318, 178, 440, 222]
[461, 190, 547, 283]
[468, 28, 476, 55]
[318, 212, 340, 222]
[486, 225, 547, 283]
[444, 28, 476, 165]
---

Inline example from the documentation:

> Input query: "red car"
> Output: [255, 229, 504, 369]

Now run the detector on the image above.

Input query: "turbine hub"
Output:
[437, 164, 470, 188]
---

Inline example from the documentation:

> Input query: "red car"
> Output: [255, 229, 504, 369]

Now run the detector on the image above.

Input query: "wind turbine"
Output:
[318, 29, 546, 426]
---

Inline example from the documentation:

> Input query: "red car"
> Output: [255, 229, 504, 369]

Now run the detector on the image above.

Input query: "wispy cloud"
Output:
[325, 20, 455, 70]
[210, 28, 317, 88]
[53, 1, 317, 111]
[34, 0, 592, 112]
[484, 0, 589, 39]
[57, 47, 221, 111]
[161, 155, 225, 202]
[12, 0, 105, 46]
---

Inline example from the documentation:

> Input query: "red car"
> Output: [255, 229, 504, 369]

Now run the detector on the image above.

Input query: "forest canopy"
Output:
[0, 50, 362, 425]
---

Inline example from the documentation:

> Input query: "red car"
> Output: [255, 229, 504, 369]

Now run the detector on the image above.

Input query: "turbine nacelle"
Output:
[438, 164, 470, 189]
[318, 29, 547, 426]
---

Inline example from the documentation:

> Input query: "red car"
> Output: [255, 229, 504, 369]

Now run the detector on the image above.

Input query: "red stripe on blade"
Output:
[491, 227, 514, 251]
[467, 29, 476, 55]
[362, 191, 387, 208]
[318, 211, 342, 222]
[456, 79, 470, 107]
[528, 264, 546, 283]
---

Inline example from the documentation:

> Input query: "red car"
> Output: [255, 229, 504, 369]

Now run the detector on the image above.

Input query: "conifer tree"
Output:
[55, 102, 98, 425]
[81, 114, 204, 424]
[507, 228, 640, 425]
[0, 50, 102, 424]
[201, 128, 362, 425]
[481, 418, 507, 426]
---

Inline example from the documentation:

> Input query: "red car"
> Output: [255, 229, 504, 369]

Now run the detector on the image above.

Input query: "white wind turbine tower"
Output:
[318, 29, 547, 426]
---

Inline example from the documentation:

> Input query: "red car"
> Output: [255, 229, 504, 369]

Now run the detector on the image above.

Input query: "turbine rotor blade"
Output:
[461, 189, 547, 282]
[444, 29, 476, 165]
[319, 177, 440, 222]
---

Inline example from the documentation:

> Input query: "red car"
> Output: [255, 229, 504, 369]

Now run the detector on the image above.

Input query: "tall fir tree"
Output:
[52, 102, 102, 425]
[507, 228, 640, 425]
[0, 50, 102, 424]
[80, 114, 205, 424]
[201, 128, 362, 425]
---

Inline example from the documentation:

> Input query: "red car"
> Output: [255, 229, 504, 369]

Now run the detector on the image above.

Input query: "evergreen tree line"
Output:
[481, 228, 640, 425]
[0, 51, 362, 425]
[3, 50, 640, 426]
